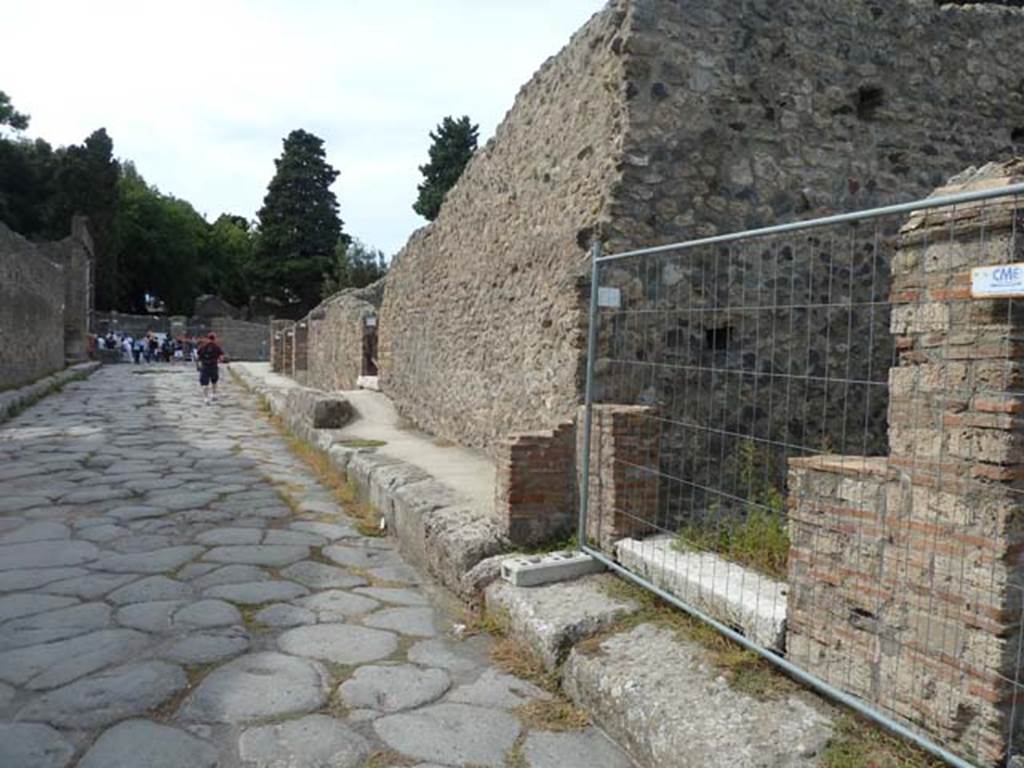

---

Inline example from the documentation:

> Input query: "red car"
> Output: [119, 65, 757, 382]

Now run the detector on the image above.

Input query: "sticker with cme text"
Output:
[597, 286, 622, 308]
[971, 263, 1024, 298]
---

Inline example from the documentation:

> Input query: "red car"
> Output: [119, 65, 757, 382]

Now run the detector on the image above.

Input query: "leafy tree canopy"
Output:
[321, 239, 388, 298]
[0, 90, 29, 131]
[252, 129, 347, 313]
[413, 115, 478, 221]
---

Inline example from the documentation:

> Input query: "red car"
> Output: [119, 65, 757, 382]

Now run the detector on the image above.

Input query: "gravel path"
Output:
[0, 365, 634, 768]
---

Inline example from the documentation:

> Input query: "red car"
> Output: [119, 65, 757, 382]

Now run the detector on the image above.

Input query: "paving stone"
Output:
[0, 593, 79, 622]
[354, 587, 430, 606]
[280, 560, 368, 589]
[76, 524, 128, 543]
[253, 603, 317, 628]
[374, 703, 521, 767]
[294, 589, 379, 619]
[195, 527, 263, 546]
[79, 719, 220, 768]
[180, 652, 328, 723]
[448, 668, 550, 709]
[39, 572, 138, 599]
[0, 723, 75, 768]
[174, 562, 221, 580]
[0, 681, 13, 709]
[204, 544, 308, 566]
[116, 600, 186, 632]
[367, 564, 422, 584]
[277, 624, 399, 664]
[0, 540, 99, 571]
[239, 714, 370, 768]
[106, 505, 168, 521]
[0, 521, 70, 544]
[522, 729, 636, 768]
[298, 499, 342, 516]
[290, 520, 357, 540]
[174, 599, 243, 629]
[0, 566, 89, 592]
[20, 660, 187, 728]
[203, 580, 309, 605]
[122, 477, 186, 493]
[0, 496, 59, 514]
[110, 533, 176, 553]
[0, 628, 152, 689]
[364, 607, 440, 637]
[407, 639, 484, 674]
[60, 486, 134, 504]
[189, 563, 270, 589]
[0, 602, 111, 650]
[146, 491, 219, 511]
[90, 545, 204, 574]
[108, 575, 192, 605]
[264, 528, 328, 547]
[339, 664, 451, 712]
[323, 544, 402, 569]
[162, 627, 251, 664]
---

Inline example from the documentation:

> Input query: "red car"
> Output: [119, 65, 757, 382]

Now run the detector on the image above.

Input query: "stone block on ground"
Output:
[615, 536, 787, 651]
[563, 623, 833, 768]
[312, 396, 353, 429]
[485, 574, 640, 671]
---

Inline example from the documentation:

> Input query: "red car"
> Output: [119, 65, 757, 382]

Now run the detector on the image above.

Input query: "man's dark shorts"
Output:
[199, 363, 219, 386]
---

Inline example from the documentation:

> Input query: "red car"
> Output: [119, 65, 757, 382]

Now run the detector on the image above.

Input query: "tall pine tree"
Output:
[252, 129, 346, 313]
[412, 115, 478, 221]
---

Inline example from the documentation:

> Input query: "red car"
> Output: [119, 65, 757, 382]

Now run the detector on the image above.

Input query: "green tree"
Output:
[204, 214, 255, 307]
[0, 90, 29, 131]
[321, 239, 388, 298]
[252, 129, 346, 313]
[412, 115, 478, 221]
[50, 129, 121, 309]
[0, 137, 58, 236]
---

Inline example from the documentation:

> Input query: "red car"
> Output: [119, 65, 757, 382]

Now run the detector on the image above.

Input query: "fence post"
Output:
[577, 240, 602, 548]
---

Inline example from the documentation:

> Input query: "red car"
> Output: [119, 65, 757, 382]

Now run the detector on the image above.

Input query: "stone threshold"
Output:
[615, 535, 788, 651]
[0, 361, 101, 424]
[229, 363, 510, 602]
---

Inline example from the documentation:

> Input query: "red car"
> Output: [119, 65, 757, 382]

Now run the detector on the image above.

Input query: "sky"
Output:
[0, 0, 606, 256]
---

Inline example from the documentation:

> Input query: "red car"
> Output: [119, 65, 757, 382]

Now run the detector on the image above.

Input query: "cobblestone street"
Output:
[0, 366, 633, 768]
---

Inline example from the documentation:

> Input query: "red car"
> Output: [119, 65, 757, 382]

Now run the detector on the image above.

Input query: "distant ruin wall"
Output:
[379, 0, 1024, 454]
[306, 281, 384, 392]
[0, 223, 65, 389]
[92, 312, 269, 361]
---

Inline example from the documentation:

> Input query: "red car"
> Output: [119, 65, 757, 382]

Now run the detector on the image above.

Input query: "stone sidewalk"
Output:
[0, 365, 635, 768]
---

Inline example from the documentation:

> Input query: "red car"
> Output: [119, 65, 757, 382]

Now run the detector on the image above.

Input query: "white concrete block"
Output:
[500, 551, 605, 587]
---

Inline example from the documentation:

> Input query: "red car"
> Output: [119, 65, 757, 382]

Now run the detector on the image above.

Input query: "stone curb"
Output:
[229, 364, 511, 602]
[0, 362, 101, 424]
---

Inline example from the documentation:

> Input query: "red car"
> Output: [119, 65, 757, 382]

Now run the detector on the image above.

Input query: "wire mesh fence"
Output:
[578, 181, 1024, 767]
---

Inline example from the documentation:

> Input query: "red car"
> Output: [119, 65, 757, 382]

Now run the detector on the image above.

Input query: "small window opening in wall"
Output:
[705, 326, 733, 351]
[1012, 126, 1024, 144]
[855, 85, 885, 120]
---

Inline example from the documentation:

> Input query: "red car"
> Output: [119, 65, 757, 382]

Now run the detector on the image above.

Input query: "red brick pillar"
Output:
[577, 404, 660, 550]
[787, 160, 1024, 764]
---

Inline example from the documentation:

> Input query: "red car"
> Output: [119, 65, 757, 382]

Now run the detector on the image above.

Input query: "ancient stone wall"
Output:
[0, 222, 66, 389]
[305, 281, 384, 391]
[378, 3, 629, 452]
[786, 161, 1024, 765]
[92, 312, 269, 361]
[380, 0, 1024, 460]
[38, 216, 93, 363]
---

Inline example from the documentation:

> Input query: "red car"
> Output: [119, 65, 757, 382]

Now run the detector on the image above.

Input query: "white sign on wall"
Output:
[365, 316, 377, 327]
[971, 263, 1024, 298]
[597, 287, 622, 309]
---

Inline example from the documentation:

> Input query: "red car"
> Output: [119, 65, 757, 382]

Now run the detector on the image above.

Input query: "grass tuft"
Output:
[821, 715, 946, 768]
[515, 698, 589, 732]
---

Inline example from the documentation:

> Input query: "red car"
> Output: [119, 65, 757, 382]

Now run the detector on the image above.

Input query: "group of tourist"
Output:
[91, 330, 227, 405]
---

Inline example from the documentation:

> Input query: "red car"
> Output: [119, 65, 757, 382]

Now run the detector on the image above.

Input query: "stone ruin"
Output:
[269, 1, 1024, 760]
[0, 216, 93, 389]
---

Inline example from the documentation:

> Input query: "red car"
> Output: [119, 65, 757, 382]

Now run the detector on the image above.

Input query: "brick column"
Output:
[786, 160, 1024, 764]
[270, 319, 290, 372]
[577, 404, 660, 550]
[293, 320, 309, 381]
[495, 421, 576, 546]
[283, 326, 295, 377]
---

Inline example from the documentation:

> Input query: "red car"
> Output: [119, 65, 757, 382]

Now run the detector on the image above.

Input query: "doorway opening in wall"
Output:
[362, 318, 378, 376]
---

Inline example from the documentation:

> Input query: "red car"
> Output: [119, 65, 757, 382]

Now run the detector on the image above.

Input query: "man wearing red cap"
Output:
[196, 332, 226, 405]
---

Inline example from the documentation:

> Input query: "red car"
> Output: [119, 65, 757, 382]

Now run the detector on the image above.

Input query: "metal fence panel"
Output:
[579, 182, 1024, 768]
